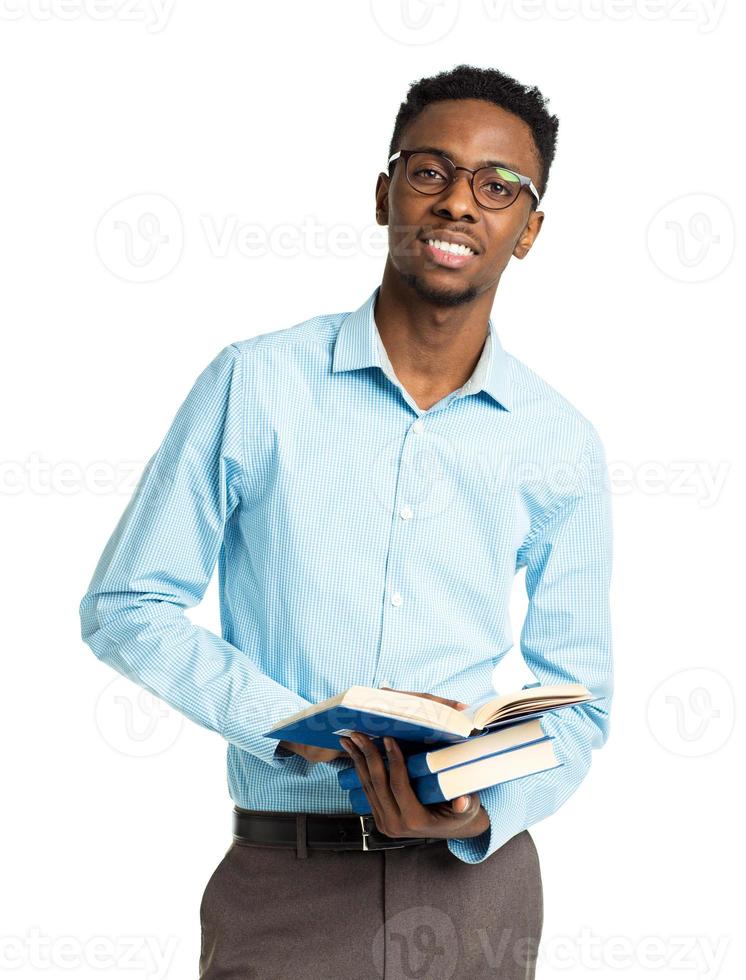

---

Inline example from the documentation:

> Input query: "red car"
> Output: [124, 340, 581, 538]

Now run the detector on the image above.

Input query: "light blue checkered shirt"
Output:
[79, 284, 613, 864]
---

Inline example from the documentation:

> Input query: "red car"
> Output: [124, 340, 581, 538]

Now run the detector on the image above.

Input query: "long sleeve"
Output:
[78, 344, 314, 774]
[447, 423, 614, 864]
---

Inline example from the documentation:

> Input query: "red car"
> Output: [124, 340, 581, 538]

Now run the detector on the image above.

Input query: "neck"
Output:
[374, 261, 497, 408]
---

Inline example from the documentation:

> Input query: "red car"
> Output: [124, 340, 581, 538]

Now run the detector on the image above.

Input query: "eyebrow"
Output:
[411, 145, 523, 173]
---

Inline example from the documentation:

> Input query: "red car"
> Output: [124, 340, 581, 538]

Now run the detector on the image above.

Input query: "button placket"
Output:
[374, 417, 423, 685]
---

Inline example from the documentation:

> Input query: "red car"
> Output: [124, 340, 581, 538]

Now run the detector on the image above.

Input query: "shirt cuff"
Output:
[446, 784, 527, 864]
[446, 816, 493, 864]
[270, 739, 312, 777]
[222, 678, 314, 774]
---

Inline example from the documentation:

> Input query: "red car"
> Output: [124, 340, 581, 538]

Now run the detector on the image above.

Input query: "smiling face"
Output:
[376, 98, 545, 308]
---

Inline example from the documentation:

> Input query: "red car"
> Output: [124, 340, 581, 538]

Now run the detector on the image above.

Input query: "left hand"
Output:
[340, 731, 489, 841]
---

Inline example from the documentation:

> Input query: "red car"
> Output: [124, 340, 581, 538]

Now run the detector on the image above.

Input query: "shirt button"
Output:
[399, 505, 413, 520]
[390, 591, 403, 607]
[412, 419, 424, 434]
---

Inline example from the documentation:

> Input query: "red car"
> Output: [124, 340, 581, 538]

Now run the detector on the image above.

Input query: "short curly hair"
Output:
[387, 64, 559, 206]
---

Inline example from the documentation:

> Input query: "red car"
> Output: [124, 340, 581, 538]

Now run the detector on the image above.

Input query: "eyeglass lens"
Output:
[405, 152, 522, 209]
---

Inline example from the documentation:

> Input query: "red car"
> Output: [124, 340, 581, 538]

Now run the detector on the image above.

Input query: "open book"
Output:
[263, 682, 596, 751]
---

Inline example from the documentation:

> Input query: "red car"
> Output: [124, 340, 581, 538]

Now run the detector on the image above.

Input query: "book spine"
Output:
[337, 765, 363, 791]
[348, 787, 373, 815]
[409, 773, 445, 804]
[405, 751, 433, 778]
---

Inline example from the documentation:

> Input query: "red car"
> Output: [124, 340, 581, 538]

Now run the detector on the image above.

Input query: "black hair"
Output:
[387, 64, 559, 205]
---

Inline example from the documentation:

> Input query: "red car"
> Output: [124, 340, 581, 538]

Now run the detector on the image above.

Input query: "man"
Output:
[79, 64, 613, 979]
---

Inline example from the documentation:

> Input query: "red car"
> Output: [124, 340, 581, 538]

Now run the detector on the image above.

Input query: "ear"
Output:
[375, 172, 390, 226]
[513, 210, 544, 260]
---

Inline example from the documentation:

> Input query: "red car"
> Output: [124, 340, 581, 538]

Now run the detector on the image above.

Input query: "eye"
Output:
[413, 167, 447, 182]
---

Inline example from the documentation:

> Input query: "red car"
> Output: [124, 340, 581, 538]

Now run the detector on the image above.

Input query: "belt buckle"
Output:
[358, 814, 411, 851]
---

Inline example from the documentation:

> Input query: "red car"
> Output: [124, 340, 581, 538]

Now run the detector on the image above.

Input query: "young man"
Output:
[79, 64, 613, 979]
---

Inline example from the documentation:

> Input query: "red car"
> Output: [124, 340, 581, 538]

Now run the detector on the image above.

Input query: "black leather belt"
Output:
[233, 807, 442, 857]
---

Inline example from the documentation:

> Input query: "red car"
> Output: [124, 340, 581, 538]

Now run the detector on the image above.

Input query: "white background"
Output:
[1, 2, 743, 978]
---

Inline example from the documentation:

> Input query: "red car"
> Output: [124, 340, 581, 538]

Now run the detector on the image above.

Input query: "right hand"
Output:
[278, 740, 347, 763]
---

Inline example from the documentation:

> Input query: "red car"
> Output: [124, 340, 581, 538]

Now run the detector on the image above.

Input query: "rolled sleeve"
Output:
[447, 424, 614, 864]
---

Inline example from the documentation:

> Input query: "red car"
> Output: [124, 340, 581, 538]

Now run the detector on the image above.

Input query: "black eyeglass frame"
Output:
[387, 148, 542, 211]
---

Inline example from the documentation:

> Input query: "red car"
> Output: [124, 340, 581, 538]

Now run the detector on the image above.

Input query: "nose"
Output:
[431, 170, 479, 222]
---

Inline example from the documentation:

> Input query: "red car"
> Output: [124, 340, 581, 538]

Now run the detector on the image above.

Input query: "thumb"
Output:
[452, 795, 471, 813]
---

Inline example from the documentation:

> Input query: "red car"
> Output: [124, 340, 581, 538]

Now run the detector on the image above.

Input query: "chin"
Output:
[399, 270, 479, 308]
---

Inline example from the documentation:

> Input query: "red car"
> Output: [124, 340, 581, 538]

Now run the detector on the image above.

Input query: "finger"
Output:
[341, 736, 385, 816]
[340, 736, 381, 819]
[350, 733, 401, 821]
[383, 736, 428, 821]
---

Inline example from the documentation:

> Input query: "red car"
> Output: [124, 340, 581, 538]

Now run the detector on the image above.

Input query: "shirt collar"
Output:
[332, 286, 512, 411]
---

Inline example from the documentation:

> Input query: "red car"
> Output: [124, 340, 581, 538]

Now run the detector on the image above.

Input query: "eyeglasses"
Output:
[387, 148, 541, 211]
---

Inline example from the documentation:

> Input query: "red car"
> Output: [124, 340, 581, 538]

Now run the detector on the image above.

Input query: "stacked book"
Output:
[264, 682, 597, 811]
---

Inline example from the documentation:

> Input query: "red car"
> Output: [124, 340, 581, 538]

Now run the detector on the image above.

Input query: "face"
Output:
[375, 98, 545, 308]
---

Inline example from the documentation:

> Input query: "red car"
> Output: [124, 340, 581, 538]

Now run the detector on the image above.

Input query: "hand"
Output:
[278, 739, 347, 763]
[340, 730, 490, 842]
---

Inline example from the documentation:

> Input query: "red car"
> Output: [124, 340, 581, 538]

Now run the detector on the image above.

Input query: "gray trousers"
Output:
[198, 823, 543, 979]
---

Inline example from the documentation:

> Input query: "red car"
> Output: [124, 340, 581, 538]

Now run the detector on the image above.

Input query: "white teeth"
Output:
[426, 238, 474, 256]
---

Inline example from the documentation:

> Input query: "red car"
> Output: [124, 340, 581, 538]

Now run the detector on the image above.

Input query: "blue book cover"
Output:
[347, 736, 560, 813]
